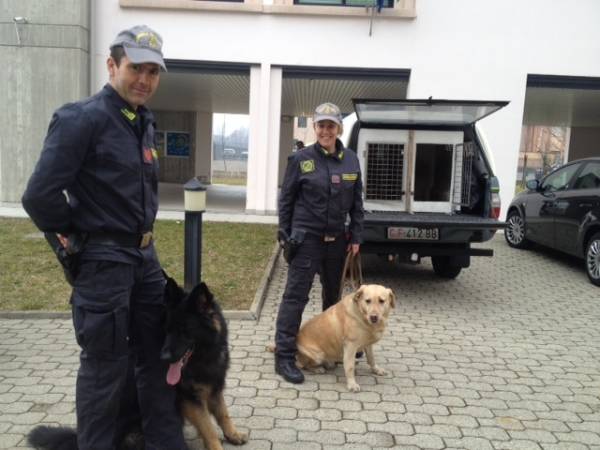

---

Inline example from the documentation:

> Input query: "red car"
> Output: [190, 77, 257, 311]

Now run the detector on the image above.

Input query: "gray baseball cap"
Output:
[313, 102, 343, 125]
[110, 25, 167, 71]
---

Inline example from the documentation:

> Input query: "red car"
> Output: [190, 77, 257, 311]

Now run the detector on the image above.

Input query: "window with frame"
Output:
[294, 0, 394, 7]
[573, 162, 600, 190]
[541, 163, 581, 192]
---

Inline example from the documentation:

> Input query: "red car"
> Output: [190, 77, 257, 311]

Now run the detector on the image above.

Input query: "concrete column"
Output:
[195, 112, 213, 183]
[568, 127, 600, 161]
[278, 117, 295, 187]
[0, 0, 90, 203]
[246, 64, 282, 214]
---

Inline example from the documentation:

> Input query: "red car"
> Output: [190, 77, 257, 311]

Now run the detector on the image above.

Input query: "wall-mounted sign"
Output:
[166, 131, 190, 157]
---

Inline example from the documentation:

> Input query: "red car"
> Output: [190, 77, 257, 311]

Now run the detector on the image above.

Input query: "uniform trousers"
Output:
[275, 234, 348, 361]
[70, 245, 186, 450]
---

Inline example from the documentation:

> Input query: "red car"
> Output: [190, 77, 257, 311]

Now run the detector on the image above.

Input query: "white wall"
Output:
[91, 0, 600, 216]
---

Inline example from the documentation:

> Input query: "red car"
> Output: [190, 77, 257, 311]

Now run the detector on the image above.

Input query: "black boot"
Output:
[275, 357, 304, 384]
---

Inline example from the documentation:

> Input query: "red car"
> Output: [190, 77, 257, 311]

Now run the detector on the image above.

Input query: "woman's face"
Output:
[314, 120, 340, 152]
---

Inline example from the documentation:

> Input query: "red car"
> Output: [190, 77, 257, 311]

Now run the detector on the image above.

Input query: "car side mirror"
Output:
[526, 179, 540, 191]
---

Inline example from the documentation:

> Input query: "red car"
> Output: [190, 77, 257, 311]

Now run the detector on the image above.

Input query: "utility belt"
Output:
[305, 232, 344, 242]
[44, 231, 153, 287]
[87, 231, 154, 249]
[279, 229, 347, 264]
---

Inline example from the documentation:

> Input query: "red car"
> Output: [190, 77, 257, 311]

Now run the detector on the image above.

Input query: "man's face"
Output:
[107, 55, 160, 109]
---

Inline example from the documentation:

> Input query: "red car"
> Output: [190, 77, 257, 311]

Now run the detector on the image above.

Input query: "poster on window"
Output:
[166, 132, 190, 157]
[155, 131, 165, 157]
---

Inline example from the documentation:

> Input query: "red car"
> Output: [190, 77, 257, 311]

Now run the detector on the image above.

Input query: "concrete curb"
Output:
[0, 311, 71, 319]
[0, 244, 281, 322]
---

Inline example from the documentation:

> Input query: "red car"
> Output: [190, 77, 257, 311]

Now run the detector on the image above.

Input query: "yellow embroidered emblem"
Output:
[135, 31, 160, 50]
[300, 160, 315, 174]
[120, 108, 136, 122]
[342, 173, 358, 181]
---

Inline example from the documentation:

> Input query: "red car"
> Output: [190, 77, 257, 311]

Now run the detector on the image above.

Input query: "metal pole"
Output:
[184, 210, 203, 291]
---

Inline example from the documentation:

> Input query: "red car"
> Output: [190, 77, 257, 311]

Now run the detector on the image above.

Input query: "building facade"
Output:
[3, 0, 600, 217]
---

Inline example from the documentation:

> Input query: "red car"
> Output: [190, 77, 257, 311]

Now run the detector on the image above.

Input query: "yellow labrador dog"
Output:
[296, 284, 395, 392]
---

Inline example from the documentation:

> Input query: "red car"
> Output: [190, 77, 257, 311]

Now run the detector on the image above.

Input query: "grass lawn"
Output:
[0, 217, 277, 312]
[211, 177, 247, 186]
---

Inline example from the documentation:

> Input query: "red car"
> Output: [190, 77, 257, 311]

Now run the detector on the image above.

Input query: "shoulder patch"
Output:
[342, 173, 358, 181]
[300, 160, 315, 174]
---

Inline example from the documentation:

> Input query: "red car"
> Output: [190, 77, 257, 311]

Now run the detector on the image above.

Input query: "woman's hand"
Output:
[347, 243, 360, 255]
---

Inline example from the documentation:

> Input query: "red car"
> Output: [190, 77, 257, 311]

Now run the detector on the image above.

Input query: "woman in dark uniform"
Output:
[274, 102, 364, 384]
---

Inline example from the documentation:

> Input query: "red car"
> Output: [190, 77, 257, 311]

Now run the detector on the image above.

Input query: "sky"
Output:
[212, 113, 249, 135]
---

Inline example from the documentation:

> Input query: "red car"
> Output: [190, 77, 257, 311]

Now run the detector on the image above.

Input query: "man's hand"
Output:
[56, 233, 68, 248]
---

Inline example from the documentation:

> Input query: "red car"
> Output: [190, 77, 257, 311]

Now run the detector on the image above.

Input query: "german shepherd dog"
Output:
[28, 276, 248, 450]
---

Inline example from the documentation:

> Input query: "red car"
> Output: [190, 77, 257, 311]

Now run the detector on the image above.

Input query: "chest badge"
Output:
[331, 174, 341, 184]
[342, 173, 358, 181]
[300, 160, 315, 174]
[143, 147, 154, 164]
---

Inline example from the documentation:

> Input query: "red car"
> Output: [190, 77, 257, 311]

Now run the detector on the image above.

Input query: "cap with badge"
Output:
[110, 25, 167, 71]
[313, 102, 343, 125]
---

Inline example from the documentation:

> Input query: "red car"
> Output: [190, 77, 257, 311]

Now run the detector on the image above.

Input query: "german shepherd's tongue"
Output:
[166, 350, 193, 385]
[167, 359, 184, 385]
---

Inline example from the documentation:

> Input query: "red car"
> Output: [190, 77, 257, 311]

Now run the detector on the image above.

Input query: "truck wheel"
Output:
[585, 232, 600, 286]
[431, 256, 462, 279]
[505, 210, 531, 249]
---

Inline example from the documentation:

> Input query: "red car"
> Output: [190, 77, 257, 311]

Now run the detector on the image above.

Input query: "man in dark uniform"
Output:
[275, 103, 364, 384]
[22, 26, 186, 449]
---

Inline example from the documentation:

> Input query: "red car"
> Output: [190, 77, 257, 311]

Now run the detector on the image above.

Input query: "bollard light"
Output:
[183, 178, 207, 291]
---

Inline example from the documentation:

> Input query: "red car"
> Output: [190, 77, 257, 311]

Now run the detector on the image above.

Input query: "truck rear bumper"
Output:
[360, 212, 505, 257]
[361, 241, 493, 257]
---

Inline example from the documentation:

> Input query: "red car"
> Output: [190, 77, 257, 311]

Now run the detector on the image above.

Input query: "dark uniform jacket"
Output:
[279, 139, 364, 244]
[22, 84, 159, 261]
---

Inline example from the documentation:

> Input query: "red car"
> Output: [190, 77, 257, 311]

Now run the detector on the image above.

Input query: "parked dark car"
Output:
[505, 157, 600, 286]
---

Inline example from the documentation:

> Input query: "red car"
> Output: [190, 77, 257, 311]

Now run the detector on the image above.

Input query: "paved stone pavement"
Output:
[1, 235, 599, 449]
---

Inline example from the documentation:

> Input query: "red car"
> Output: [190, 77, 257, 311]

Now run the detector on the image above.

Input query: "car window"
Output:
[573, 162, 600, 190]
[541, 163, 580, 192]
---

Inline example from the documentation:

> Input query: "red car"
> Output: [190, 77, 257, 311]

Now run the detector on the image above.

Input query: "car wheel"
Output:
[431, 256, 462, 279]
[585, 232, 600, 286]
[505, 210, 530, 249]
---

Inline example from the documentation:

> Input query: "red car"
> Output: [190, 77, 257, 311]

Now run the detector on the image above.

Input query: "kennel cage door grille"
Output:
[453, 142, 475, 207]
[365, 143, 404, 201]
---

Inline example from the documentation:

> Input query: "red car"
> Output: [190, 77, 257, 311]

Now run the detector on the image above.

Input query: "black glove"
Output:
[278, 228, 305, 264]
[44, 232, 87, 286]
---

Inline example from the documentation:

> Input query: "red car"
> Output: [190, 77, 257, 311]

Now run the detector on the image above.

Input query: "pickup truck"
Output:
[344, 99, 508, 278]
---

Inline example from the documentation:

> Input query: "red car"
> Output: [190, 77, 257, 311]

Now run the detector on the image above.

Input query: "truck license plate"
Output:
[387, 227, 439, 240]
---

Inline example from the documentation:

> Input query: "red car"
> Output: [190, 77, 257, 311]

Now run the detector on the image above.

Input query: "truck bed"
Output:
[365, 211, 506, 230]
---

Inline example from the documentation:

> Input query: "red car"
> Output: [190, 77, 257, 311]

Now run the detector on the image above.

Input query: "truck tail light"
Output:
[491, 194, 501, 219]
[490, 176, 501, 219]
